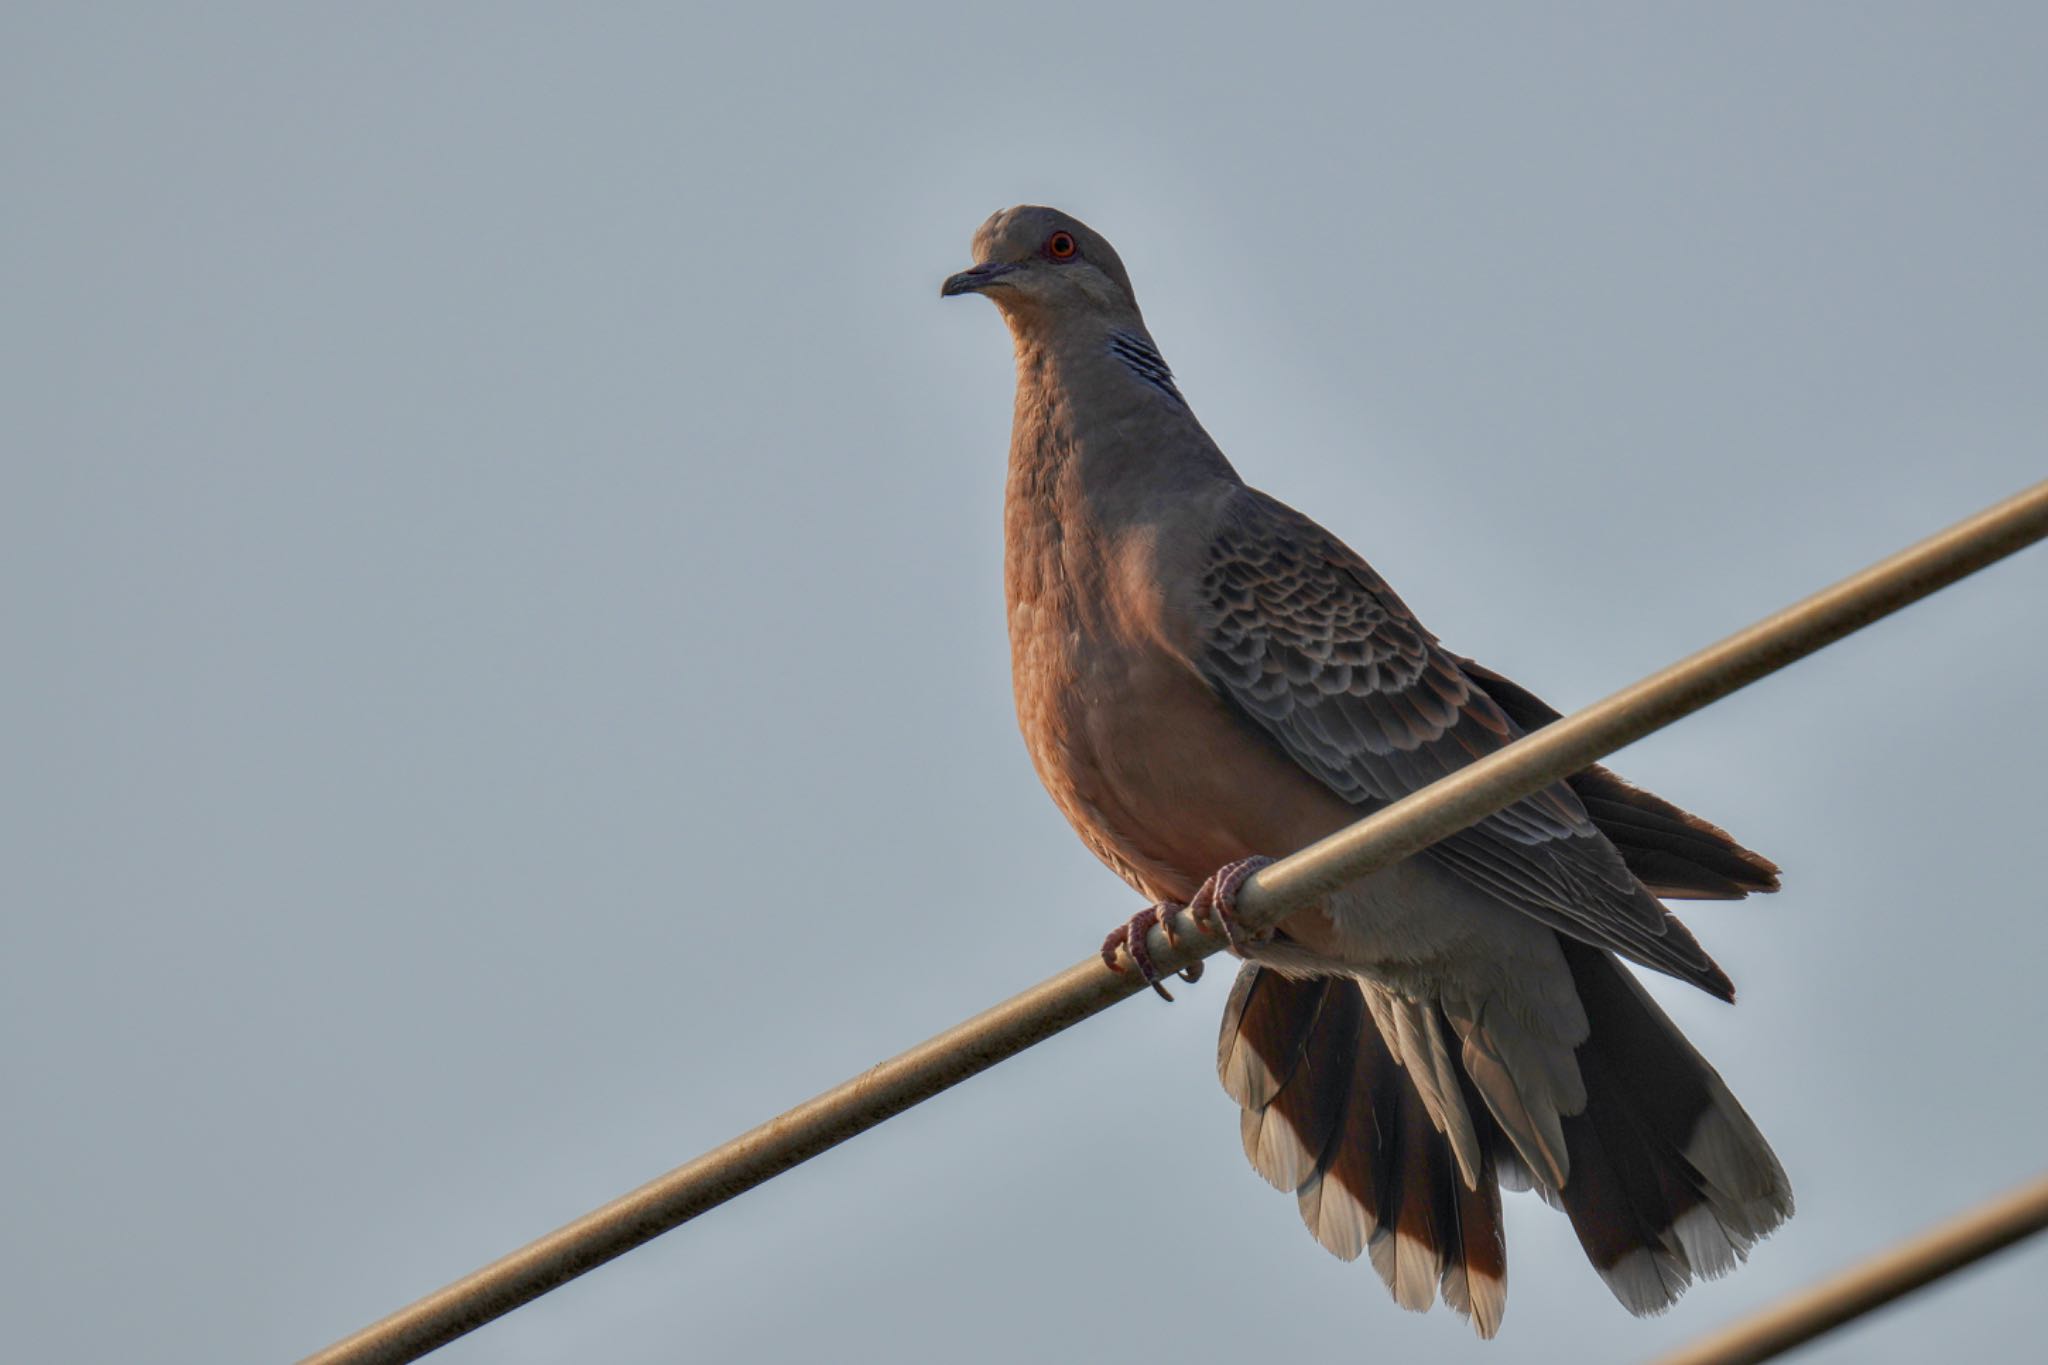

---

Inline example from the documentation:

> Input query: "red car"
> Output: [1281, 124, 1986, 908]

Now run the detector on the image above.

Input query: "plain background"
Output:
[6, 5, 2045, 1362]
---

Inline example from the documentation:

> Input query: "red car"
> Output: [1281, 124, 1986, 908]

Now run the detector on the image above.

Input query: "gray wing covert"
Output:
[1196, 489, 1733, 999]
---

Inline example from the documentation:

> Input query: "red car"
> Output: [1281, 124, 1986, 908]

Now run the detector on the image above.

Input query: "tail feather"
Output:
[1551, 937, 1793, 1312]
[1374, 1076, 1450, 1312]
[1221, 965, 1509, 1338]
[1295, 1011, 1395, 1261]
[1443, 1065, 1509, 1337]
[1557, 1043, 1706, 1313]
[1239, 978, 1357, 1192]
[1218, 969, 1332, 1111]
[1218, 950, 1788, 1331]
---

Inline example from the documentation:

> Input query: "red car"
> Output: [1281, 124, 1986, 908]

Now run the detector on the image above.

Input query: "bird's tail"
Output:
[1217, 946, 1792, 1335]
[1523, 938, 1794, 1315]
[1218, 964, 1508, 1337]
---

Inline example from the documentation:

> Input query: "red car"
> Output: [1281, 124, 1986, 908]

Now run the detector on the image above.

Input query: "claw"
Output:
[1101, 906, 1177, 1000]
[1186, 855, 1276, 955]
[1100, 862, 1271, 999]
[1150, 905, 1205, 974]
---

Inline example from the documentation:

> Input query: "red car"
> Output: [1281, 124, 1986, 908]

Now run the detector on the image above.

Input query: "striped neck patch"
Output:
[1108, 330, 1184, 406]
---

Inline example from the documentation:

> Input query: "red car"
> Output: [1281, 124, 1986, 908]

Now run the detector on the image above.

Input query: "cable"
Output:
[1652, 1172, 2048, 1364]
[299, 478, 2048, 1365]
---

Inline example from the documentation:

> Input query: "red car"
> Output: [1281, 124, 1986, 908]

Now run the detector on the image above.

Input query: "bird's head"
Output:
[941, 206, 1141, 329]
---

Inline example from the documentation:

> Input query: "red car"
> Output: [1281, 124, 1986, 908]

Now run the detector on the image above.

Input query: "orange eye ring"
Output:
[1046, 231, 1078, 260]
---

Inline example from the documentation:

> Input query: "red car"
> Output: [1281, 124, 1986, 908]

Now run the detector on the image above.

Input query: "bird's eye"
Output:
[1046, 231, 1078, 260]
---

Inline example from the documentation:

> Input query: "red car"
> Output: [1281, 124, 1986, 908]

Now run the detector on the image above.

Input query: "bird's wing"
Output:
[1194, 488, 1732, 998]
[1452, 656, 1781, 901]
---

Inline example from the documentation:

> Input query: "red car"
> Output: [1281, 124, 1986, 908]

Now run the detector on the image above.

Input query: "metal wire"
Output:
[1653, 1172, 2048, 1364]
[299, 478, 2048, 1365]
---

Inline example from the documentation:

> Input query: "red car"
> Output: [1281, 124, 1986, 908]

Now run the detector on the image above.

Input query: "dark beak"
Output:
[940, 261, 1020, 298]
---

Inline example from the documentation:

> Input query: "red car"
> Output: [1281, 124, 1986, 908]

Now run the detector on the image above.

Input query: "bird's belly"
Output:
[1012, 623, 1534, 991]
[1012, 624, 1355, 905]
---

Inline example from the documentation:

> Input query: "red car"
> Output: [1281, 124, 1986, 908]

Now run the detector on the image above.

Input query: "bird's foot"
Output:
[1186, 856, 1276, 956]
[1099, 855, 1275, 998]
[1100, 904, 1204, 1002]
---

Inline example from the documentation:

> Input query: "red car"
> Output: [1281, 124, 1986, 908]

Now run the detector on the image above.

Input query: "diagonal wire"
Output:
[1652, 1171, 2048, 1364]
[299, 478, 2048, 1365]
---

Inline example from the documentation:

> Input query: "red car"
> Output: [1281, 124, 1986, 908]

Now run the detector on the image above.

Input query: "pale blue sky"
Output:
[5, 5, 2045, 1363]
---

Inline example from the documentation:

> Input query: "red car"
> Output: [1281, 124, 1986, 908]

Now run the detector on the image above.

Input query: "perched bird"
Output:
[943, 206, 1792, 1338]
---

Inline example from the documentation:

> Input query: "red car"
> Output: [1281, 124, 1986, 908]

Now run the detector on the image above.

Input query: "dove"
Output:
[942, 205, 1792, 1338]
